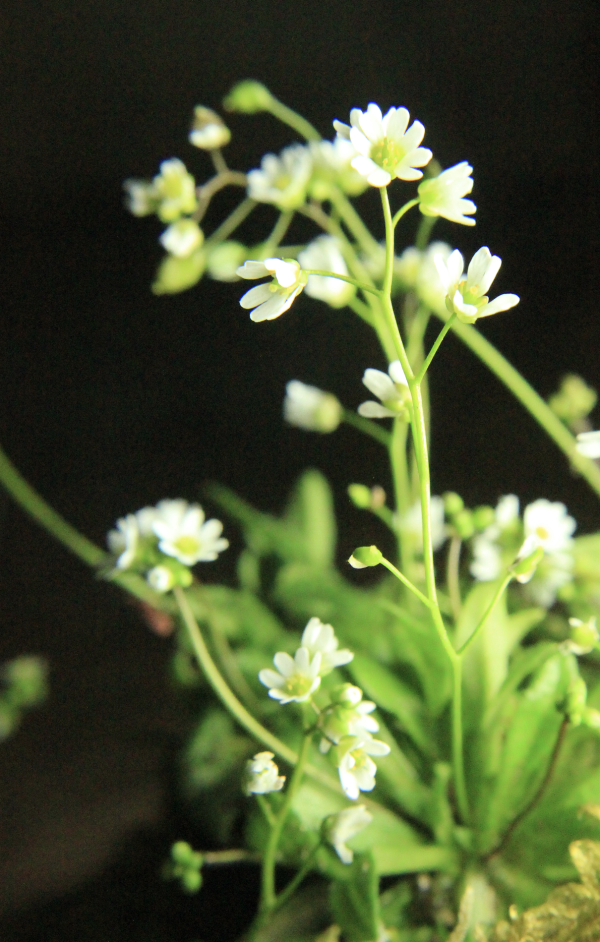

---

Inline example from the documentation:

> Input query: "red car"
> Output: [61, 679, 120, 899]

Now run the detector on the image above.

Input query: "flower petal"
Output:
[357, 401, 397, 418]
[480, 293, 520, 316]
[362, 368, 396, 401]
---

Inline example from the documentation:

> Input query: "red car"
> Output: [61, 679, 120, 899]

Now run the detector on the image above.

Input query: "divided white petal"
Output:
[249, 294, 288, 322]
[481, 293, 520, 316]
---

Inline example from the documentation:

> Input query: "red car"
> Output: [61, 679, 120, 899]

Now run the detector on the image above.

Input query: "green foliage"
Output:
[330, 853, 380, 942]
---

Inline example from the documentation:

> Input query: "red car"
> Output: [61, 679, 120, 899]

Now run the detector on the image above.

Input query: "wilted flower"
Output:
[435, 247, 519, 324]
[237, 258, 307, 322]
[247, 144, 313, 210]
[283, 381, 342, 433]
[418, 162, 476, 226]
[323, 804, 373, 864]
[298, 236, 355, 308]
[335, 735, 390, 800]
[189, 106, 231, 150]
[358, 361, 410, 419]
[159, 219, 204, 258]
[243, 752, 286, 795]
[152, 499, 229, 565]
[258, 648, 322, 704]
[576, 430, 600, 459]
[300, 617, 353, 675]
[334, 103, 432, 187]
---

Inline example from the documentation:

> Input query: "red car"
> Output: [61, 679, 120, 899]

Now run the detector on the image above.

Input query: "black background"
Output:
[0, 0, 598, 935]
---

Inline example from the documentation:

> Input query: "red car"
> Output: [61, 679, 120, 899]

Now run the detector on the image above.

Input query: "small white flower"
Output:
[147, 565, 176, 593]
[247, 144, 313, 210]
[300, 617, 353, 675]
[396, 242, 455, 317]
[323, 805, 373, 864]
[152, 499, 229, 565]
[335, 735, 390, 800]
[418, 161, 476, 226]
[107, 506, 158, 569]
[152, 159, 198, 223]
[236, 258, 307, 322]
[527, 551, 574, 607]
[123, 179, 156, 217]
[320, 685, 379, 753]
[283, 381, 342, 433]
[159, 219, 204, 258]
[309, 138, 368, 197]
[259, 648, 322, 704]
[243, 751, 286, 795]
[434, 247, 519, 324]
[334, 104, 432, 188]
[298, 236, 355, 309]
[397, 496, 447, 553]
[188, 106, 231, 150]
[576, 430, 600, 459]
[358, 361, 410, 419]
[523, 499, 576, 554]
[470, 494, 520, 582]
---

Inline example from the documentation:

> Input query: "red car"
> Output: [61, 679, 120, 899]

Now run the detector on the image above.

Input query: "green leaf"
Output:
[330, 853, 380, 942]
[284, 468, 336, 568]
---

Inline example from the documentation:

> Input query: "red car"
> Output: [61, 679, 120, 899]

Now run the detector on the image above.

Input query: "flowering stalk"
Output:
[456, 572, 514, 657]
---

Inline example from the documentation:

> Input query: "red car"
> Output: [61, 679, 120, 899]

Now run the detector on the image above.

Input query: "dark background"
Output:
[0, 0, 598, 937]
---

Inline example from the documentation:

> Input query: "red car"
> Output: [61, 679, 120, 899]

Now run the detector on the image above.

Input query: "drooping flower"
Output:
[258, 648, 322, 704]
[335, 735, 390, 800]
[152, 499, 229, 565]
[323, 804, 373, 864]
[247, 144, 313, 210]
[300, 618, 353, 675]
[334, 104, 432, 187]
[298, 236, 355, 308]
[159, 219, 204, 258]
[358, 361, 410, 419]
[434, 247, 519, 324]
[283, 381, 342, 433]
[236, 258, 307, 322]
[576, 430, 600, 459]
[188, 106, 231, 150]
[243, 752, 286, 795]
[418, 162, 476, 226]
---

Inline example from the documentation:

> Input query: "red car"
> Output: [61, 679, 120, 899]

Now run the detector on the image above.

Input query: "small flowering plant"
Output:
[2, 79, 600, 941]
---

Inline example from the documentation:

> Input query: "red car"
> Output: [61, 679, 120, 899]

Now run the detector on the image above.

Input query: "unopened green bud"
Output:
[473, 505, 495, 531]
[453, 509, 475, 540]
[3, 656, 49, 708]
[443, 492, 464, 516]
[152, 250, 205, 295]
[223, 80, 273, 114]
[189, 106, 231, 150]
[330, 683, 363, 706]
[568, 616, 599, 655]
[348, 484, 372, 509]
[348, 545, 383, 568]
[206, 241, 247, 282]
[511, 543, 544, 583]
[548, 374, 597, 424]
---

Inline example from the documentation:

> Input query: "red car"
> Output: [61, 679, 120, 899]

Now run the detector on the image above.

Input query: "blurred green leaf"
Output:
[330, 852, 380, 942]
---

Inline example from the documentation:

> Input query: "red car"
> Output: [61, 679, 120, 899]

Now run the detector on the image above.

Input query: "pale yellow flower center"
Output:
[370, 138, 405, 172]
[174, 535, 200, 556]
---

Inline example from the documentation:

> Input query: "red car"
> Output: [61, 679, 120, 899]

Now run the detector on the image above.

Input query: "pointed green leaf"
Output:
[330, 853, 380, 942]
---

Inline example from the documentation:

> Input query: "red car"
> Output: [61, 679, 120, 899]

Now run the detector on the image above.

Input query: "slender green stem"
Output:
[447, 536, 463, 624]
[210, 149, 229, 175]
[392, 198, 419, 229]
[379, 557, 434, 610]
[260, 731, 313, 911]
[456, 573, 513, 657]
[415, 214, 436, 251]
[272, 842, 321, 912]
[256, 794, 277, 827]
[195, 170, 248, 224]
[203, 848, 259, 865]
[389, 419, 412, 571]
[415, 314, 456, 385]
[342, 409, 391, 447]
[347, 295, 374, 326]
[204, 197, 256, 248]
[262, 211, 294, 256]
[451, 657, 469, 823]
[406, 305, 432, 365]
[329, 188, 382, 258]
[265, 96, 321, 142]
[304, 269, 382, 298]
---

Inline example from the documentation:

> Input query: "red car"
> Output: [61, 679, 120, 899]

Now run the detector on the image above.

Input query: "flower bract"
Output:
[283, 381, 342, 433]
[259, 648, 322, 704]
[434, 247, 519, 324]
[358, 361, 410, 419]
[243, 752, 286, 795]
[418, 162, 476, 226]
[237, 258, 307, 322]
[335, 103, 432, 187]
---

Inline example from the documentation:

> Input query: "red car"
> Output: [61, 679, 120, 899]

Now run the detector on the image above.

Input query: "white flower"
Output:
[147, 565, 176, 593]
[527, 551, 574, 607]
[152, 159, 198, 223]
[283, 381, 342, 433]
[335, 735, 390, 800]
[523, 499, 576, 554]
[236, 258, 307, 322]
[320, 685, 379, 753]
[243, 752, 286, 795]
[470, 536, 502, 582]
[396, 242, 455, 317]
[123, 179, 156, 217]
[152, 499, 229, 565]
[107, 506, 158, 569]
[576, 431, 600, 459]
[418, 161, 476, 226]
[298, 236, 355, 308]
[397, 496, 447, 553]
[300, 617, 353, 675]
[258, 648, 322, 704]
[334, 104, 432, 187]
[309, 138, 368, 197]
[323, 805, 373, 864]
[434, 247, 520, 324]
[358, 361, 410, 419]
[159, 219, 204, 258]
[188, 106, 231, 150]
[247, 144, 313, 210]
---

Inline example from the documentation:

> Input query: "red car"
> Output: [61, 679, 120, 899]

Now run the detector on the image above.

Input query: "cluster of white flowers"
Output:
[357, 361, 410, 419]
[236, 258, 307, 322]
[107, 499, 229, 593]
[434, 247, 519, 324]
[124, 158, 198, 223]
[470, 495, 576, 607]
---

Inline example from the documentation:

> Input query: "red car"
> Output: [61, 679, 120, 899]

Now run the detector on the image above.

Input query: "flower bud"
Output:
[159, 219, 204, 258]
[443, 492, 464, 516]
[189, 106, 231, 150]
[568, 616, 599, 655]
[453, 509, 475, 540]
[223, 80, 272, 114]
[152, 250, 206, 295]
[347, 484, 372, 509]
[206, 241, 247, 282]
[348, 545, 383, 568]
[510, 540, 544, 583]
[472, 505, 496, 532]
[548, 374, 597, 424]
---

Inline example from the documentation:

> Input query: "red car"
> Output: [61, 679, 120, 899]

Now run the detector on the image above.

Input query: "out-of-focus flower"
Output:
[396, 242, 454, 316]
[434, 247, 519, 324]
[397, 497, 447, 553]
[146, 565, 176, 593]
[323, 804, 373, 864]
[247, 144, 313, 210]
[358, 361, 410, 419]
[123, 179, 157, 217]
[152, 158, 198, 223]
[334, 104, 432, 187]
[576, 430, 600, 459]
[206, 241, 247, 282]
[283, 380, 342, 433]
[567, 617, 599, 656]
[152, 499, 229, 565]
[320, 684, 379, 753]
[523, 499, 576, 554]
[418, 161, 476, 226]
[309, 138, 368, 198]
[237, 258, 307, 322]
[300, 617, 353, 675]
[549, 375, 597, 425]
[335, 734, 390, 800]
[189, 106, 231, 150]
[159, 219, 204, 258]
[243, 752, 286, 795]
[258, 648, 322, 704]
[298, 236, 355, 308]
[108, 506, 158, 569]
